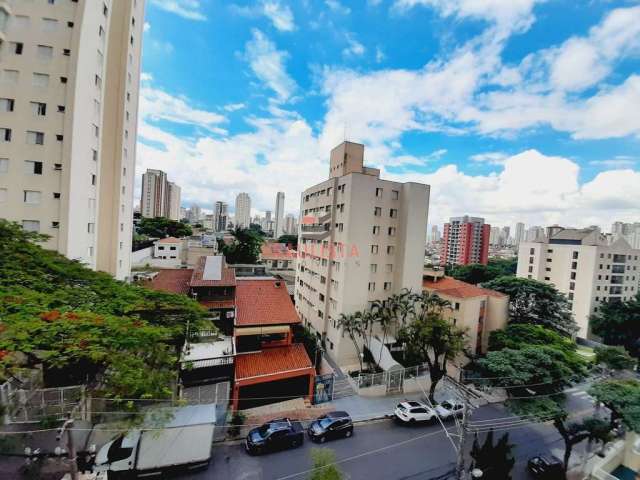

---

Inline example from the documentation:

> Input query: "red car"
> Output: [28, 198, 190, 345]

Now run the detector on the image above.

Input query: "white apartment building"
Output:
[0, 0, 144, 281]
[517, 227, 640, 339]
[611, 221, 640, 249]
[285, 213, 297, 235]
[295, 141, 430, 368]
[234, 192, 251, 229]
[167, 181, 180, 221]
[213, 200, 228, 232]
[274, 191, 285, 239]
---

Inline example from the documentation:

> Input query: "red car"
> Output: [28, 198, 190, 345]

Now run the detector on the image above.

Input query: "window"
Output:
[0, 98, 15, 112]
[11, 15, 30, 30]
[375, 187, 383, 198]
[454, 302, 460, 311]
[385, 264, 393, 273]
[374, 207, 381, 216]
[37, 45, 54, 60]
[31, 102, 47, 116]
[392, 190, 399, 200]
[24, 161, 43, 175]
[22, 220, 40, 233]
[372, 226, 380, 235]
[60, 76, 68, 84]
[11, 42, 23, 55]
[568, 292, 574, 301]
[384, 282, 392, 291]
[42, 18, 58, 32]
[92, 149, 98, 161]
[570, 271, 576, 280]
[91, 174, 96, 186]
[1, 70, 19, 85]
[390, 209, 398, 218]
[63, 48, 71, 56]
[58, 105, 66, 113]
[530, 248, 535, 255]
[388, 227, 396, 236]
[371, 245, 379, 254]
[23, 190, 41, 204]
[0, 159, 8, 173]
[103, 3, 108, 16]
[93, 124, 99, 137]
[368, 282, 375, 292]
[88, 223, 95, 234]
[528, 266, 533, 273]
[569, 282, 575, 291]
[572, 251, 579, 259]
[387, 245, 395, 254]
[53, 192, 60, 199]
[1, 128, 12, 142]
[95, 75, 102, 89]
[571, 262, 577, 269]
[370, 264, 377, 273]
[52, 221, 59, 228]
[93, 100, 101, 115]
[26, 131, 45, 145]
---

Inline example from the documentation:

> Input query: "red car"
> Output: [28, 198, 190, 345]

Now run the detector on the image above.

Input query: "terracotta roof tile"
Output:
[190, 256, 236, 287]
[158, 237, 181, 243]
[235, 344, 313, 381]
[422, 276, 506, 299]
[199, 299, 235, 309]
[260, 243, 297, 260]
[147, 269, 193, 294]
[235, 279, 300, 326]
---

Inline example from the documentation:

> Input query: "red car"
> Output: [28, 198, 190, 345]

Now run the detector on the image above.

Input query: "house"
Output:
[260, 242, 297, 271]
[422, 269, 508, 354]
[152, 237, 183, 267]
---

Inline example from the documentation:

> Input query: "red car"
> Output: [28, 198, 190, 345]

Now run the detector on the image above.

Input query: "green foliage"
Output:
[590, 293, 640, 357]
[0, 220, 206, 399]
[277, 234, 298, 249]
[137, 216, 192, 238]
[594, 345, 636, 371]
[228, 412, 246, 437]
[249, 223, 267, 236]
[589, 379, 640, 432]
[221, 227, 264, 264]
[470, 430, 515, 480]
[447, 258, 516, 285]
[294, 325, 319, 368]
[482, 276, 578, 336]
[309, 448, 344, 480]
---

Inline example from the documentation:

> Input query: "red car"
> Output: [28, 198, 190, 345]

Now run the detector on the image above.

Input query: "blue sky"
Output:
[136, 0, 640, 230]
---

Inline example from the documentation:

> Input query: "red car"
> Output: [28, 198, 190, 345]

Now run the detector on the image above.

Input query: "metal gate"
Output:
[313, 374, 335, 404]
[386, 369, 404, 394]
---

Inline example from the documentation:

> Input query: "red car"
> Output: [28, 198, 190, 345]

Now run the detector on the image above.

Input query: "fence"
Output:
[353, 363, 430, 394]
[0, 383, 85, 423]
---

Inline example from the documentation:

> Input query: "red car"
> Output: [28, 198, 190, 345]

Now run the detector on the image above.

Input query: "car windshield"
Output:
[397, 404, 407, 411]
[257, 424, 270, 436]
[319, 417, 333, 429]
[107, 436, 133, 463]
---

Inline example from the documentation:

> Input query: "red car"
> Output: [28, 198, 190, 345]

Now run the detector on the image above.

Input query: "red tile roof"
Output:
[235, 344, 313, 381]
[190, 256, 236, 287]
[423, 276, 506, 299]
[199, 299, 235, 309]
[260, 243, 297, 260]
[235, 279, 300, 326]
[158, 237, 181, 243]
[147, 269, 194, 294]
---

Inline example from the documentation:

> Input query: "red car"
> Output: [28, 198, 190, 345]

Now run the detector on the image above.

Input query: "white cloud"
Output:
[469, 152, 508, 164]
[589, 157, 637, 169]
[342, 34, 366, 57]
[149, 0, 207, 21]
[143, 22, 151, 32]
[245, 29, 298, 102]
[262, 1, 296, 31]
[223, 103, 246, 112]
[325, 0, 351, 15]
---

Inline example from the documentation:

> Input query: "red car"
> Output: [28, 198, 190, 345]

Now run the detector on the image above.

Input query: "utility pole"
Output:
[57, 416, 78, 480]
[455, 396, 471, 480]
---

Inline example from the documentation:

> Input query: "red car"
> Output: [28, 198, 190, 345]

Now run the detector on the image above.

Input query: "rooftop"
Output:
[423, 276, 506, 299]
[158, 236, 182, 244]
[260, 243, 297, 260]
[147, 268, 193, 294]
[235, 344, 312, 381]
[181, 337, 234, 362]
[235, 279, 300, 326]
[190, 256, 236, 287]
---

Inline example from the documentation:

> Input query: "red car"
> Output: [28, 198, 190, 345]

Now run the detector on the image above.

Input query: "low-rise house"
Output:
[422, 269, 508, 354]
[153, 237, 183, 267]
[260, 242, 297, 270]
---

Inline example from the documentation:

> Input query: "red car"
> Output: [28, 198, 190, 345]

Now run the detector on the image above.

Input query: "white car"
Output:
[435, 400, 465, 420]
[394, 401, 436, 424]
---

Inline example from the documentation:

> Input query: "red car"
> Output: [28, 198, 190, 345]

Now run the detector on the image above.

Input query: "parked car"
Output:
[245, 418, 304, 455]
[435, 400, 464, 420]
[394, 401, 437, 424]
[527, 455, 564, 479]
[308, 411, 353, 443]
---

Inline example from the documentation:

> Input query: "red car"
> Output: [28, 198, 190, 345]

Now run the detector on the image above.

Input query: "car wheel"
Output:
[345, 429, 353, 438]
[409, 418, 416, 425]
[319, 435, 326, 444]
[291, 439, 301, 448]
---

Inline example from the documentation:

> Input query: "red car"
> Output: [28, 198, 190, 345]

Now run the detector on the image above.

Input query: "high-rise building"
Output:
[235, 192, 251, 228]
[213, 201, 228, 232]
[167, 182, 181, 221]
[441, 216, 490, 265]
[489, 226, 501, 246]
[611, 221, 640, 249]
[501, 226, 511, 246]
[526, 226, 545, 242]
[514, 222, 525, 247]
[517, 227, 640, 338]
[295, 141, 430, 367]
[274, 191, 285, 239]
[0, 0, 145, 280]
[285, 214, 297, 235]
[188, 204, 202, 223]
[140, 169, 168, 218]
[431, 225, 441, 243]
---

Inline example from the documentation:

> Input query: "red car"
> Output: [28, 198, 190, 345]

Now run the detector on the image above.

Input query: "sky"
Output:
[136, 0, 640, 231]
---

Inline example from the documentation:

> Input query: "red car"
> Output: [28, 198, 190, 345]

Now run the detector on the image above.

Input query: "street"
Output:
[178, 385, 596, 480]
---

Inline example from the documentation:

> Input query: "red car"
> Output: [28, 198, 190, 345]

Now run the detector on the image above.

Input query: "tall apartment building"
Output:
[284, 213, 297, 235]
[0, 0, 145, 281]
[274, 191, 285, 239]
[441, 216, 490, 266]
[611, 221, 640, 249]
[517, 227, 640, 339]
[213, 201, 228, 232]
[430, 225, 440, 243]
[140, 168, 168, 218]
[235, 192, 251, 228]
[514, 222, 525, 247]
[295, 141, 430, 368]
[167, 182, 180, 221]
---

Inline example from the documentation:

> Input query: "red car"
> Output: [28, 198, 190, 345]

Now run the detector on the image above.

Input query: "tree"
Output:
[137, 217, 192, 238]
[336, 313, 365, 373]
[589, 379, 640, 432]
[370, 299, 394, 366]
[309, 448, 344, 480]
[590, 293, 640, 358]
[397, 303, 466, 403]
[594, 345, 636, 371]
[482, 277, 578, 336]
[470, 430, 515, 479]
[447, 259, 517, 285]
[277, 234, 298, 249]
[221, 227, 264, 264]
[249, 223, 267, 236]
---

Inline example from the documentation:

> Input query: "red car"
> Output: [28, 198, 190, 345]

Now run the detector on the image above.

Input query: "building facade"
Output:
[0, 0, 144, 280]
[285, 213, 297, 235]
[167, 181, 180, 221]
[611, 221, 640, 249]
[295, 141, 430, 368]
[274, 191, 285, 239]
[517, 227, 640, 339]
[234, 192, 250, 229]
[441, 216, 490, 266]
[140, 168, 168, 218]
[514, 222, 525, 248]
[213, 200, 228, 232]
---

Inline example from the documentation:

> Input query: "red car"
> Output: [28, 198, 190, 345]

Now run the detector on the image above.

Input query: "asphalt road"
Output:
[177, 384, 596, 480]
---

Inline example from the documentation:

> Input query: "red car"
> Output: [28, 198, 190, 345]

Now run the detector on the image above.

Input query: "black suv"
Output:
[308, 411, 353, 443]
[527, 455, 564, 479]
[245, 418, 304, 455]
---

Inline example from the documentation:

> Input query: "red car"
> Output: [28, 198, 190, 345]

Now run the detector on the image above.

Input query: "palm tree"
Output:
[336, 313, 365, 373]
[370, 300, 394, 367]
[392, 289, 415, 336]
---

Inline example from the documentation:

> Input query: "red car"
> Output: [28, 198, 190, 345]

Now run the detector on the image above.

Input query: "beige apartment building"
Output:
[295, 141, 430, 368]
[0, 0, 144, 280]
[517, 227, 640, 339]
